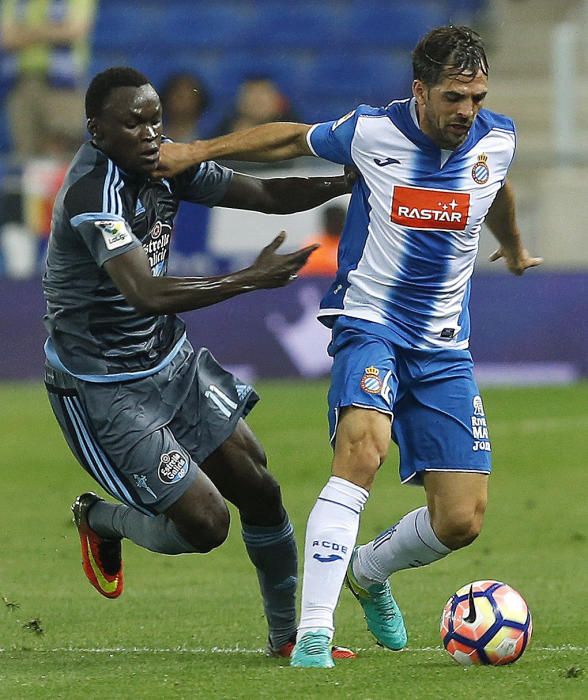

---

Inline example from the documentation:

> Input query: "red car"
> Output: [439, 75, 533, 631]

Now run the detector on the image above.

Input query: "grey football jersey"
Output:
[43, 141, 232, 378]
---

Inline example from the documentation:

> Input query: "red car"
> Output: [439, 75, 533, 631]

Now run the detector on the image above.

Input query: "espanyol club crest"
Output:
[360, 366, 382, 394]
[472, 153, 490, 184]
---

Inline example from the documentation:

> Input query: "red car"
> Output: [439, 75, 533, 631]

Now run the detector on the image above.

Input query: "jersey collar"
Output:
[387, 98, 483, 159]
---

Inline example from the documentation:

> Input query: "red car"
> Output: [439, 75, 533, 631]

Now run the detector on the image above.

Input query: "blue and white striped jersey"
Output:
[307, 97, 516, 350]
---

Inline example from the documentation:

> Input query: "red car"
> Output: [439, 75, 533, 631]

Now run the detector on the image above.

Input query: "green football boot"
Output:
[290, 629, 335, 668]
[345, 547, 407, 650]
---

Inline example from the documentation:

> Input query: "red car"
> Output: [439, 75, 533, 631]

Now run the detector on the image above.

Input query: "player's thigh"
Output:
[120, 424, 230, 548]
[45, 384, 207, 517]
[327, 320, 398, 486]
[171, 347, 259, 467]
[199, 419, 283, 524]
[393, 353, 492, 485]
[332, 406, 392, 489]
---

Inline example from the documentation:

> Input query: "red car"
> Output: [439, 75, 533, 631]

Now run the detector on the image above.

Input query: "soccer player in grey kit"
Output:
[43, 67, 355, 659]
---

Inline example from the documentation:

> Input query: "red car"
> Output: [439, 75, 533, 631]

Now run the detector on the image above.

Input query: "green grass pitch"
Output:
[0, 381, 586, 699]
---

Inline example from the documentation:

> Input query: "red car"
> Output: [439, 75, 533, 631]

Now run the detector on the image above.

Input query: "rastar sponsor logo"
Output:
[391, 186, 470, 231]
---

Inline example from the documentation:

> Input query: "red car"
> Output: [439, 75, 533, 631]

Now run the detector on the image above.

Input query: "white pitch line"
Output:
[0, 645, 586, 654]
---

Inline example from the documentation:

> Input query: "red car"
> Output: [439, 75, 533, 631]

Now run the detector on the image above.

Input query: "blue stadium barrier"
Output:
[92, 3, 166, 51]
[305, 51, 412, 104]
[445, 0, 488, 17]
[348, 2, 449, 49]
[0, 116, 12, 155]
[160, 6, 255, 50]
[248, 5, 336, 49]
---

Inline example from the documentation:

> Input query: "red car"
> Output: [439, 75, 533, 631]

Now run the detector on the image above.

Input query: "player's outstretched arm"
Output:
[104, 231, 318, 315]
[486, 180, 543, 275]
[154, 123, 313, 179]
[217, 171, 354, 215]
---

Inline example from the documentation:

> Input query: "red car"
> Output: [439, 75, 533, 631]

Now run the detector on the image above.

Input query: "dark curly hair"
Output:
[412, 26, 488, 87]
[85, 67, 151, 119]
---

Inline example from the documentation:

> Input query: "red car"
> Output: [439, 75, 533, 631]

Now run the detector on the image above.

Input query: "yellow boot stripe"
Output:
[86, 538, 119, 594]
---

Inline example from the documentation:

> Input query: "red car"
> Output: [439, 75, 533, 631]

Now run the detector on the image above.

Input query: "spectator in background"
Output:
[214, 76, 299, 171]
[0, 0, 95, 278]
[160, 72, 210, 142]
[300, 204, 346, 277]
[215, 76, 298, 136]
[0, 0, 96, 161]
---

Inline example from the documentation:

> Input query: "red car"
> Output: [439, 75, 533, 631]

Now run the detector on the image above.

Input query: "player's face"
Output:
[92, 84, 163, 175]
[413, 70, 488, 150]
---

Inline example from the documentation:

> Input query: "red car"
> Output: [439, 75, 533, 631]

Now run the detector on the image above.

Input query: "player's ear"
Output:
[413, 80, 426, 105]
[87, 118, 102, 140]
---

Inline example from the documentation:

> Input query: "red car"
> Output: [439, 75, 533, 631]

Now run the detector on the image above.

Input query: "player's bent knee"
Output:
[179, 507, 230, 553]
[433, 510, 484, 550]
[166, 484, 231, 553]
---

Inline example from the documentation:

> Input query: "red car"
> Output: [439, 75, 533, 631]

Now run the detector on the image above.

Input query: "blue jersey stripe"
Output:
[44, 333, 187, 383]
[456, 279, 472, 343]
[319, 177, 372, 319]
[65, 396, 152, 516]
[64, 395, 126, 501]
[69, 212, 126, 227]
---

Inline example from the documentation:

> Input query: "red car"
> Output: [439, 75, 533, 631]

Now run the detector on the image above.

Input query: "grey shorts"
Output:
[45, 341, 259, 514]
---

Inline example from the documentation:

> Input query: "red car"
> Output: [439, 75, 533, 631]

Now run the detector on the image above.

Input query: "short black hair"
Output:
[412, 26, 488, 87]
[85, 67, 151, 119]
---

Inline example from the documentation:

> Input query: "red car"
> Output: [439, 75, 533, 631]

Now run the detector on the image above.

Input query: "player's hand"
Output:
[152, 142, 206, 178]
[343, 165, 360, 192]
[488, 247, 543, 275]
[250, 231, 319, 288]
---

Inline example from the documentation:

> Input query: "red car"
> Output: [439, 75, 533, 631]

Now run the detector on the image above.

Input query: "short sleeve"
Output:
[307, 105, 387, 166]
[307, 108, 362, 166]
[172, 160, 234, 207]
[69, 213, 141, 267]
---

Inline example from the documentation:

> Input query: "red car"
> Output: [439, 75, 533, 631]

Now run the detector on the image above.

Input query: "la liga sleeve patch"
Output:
[95, 220, 133, 250]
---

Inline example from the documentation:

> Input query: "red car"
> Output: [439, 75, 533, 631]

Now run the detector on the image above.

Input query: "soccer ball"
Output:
[440, 580, 532, 666]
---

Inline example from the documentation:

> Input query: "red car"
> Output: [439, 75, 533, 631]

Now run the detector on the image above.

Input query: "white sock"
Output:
[297, 476, 369, 641]
[354, 507, 451, 587]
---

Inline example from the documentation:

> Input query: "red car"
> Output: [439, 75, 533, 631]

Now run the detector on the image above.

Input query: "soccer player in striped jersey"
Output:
[156, 26, 542, 668]
[43, 66, 357, 660]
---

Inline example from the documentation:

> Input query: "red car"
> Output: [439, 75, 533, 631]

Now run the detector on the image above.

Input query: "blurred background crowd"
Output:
[2, 0, 587, 278]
